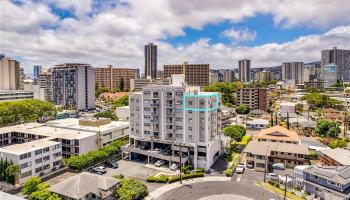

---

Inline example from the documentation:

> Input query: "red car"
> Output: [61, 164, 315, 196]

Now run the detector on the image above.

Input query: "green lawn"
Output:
[256, 182, 305, 200]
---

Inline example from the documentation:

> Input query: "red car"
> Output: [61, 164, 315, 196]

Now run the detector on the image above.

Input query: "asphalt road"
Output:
[156, 170, 281, 200]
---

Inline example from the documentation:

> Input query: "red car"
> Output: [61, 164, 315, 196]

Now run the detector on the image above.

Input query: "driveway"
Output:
[45, 171, 77, 186]
[103, 159, 158, 180]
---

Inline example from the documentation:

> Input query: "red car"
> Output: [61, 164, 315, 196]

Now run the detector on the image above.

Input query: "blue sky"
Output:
[165, 14, 322, 47]
[2, 0, 350, 73]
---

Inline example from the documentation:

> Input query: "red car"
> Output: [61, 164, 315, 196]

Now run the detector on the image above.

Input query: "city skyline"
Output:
[1, 0, 350, 74]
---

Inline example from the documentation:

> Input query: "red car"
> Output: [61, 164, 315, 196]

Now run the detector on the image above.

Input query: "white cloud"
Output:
[1, 0, 350, 74]
[221, 27, 257, 42]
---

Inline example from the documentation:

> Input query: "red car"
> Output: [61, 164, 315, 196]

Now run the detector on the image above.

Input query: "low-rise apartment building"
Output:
[0, 118, 129, 184]
[123, 85, 222, 170]
[257, 125, 300, 144]
[244, 141, 309, 171]
[0, 90, 34, 102]
[236, 88, 268, 111]
[244, 125, 308, 171]
[319, 148, 350, 166]
[304, 166, 350, 200]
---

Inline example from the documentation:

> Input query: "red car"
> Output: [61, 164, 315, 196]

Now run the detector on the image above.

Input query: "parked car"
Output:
[266, 173, 279, 181]
[139, 143, 150, 150]
[93, 166, 106, 175]
[153, 148, 162, 154]
[170, 163, 179, 171]
[105, 160, 118, 169]
[155, 160, 166, 167]
[272, 163, 285, 170]
[246, 163, 254, 169]
[235, 163, 245, 174]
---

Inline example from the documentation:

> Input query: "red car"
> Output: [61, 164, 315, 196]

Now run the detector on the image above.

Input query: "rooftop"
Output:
[0, 192, 26, 200]
[0, 138, 60, 155]
[46, 118, 129, 133]
[244, 141, 309, 155]
[49, 172, 120, 199]
[319, 148, 350, 165]
[305, 166, 350, 185]
[257, 125, 300, 142]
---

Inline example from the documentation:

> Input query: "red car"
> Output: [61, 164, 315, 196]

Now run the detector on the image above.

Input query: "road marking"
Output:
[236, 174, 242, 182]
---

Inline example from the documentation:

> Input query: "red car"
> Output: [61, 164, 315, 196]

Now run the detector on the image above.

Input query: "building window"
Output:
[22, 171, 32, 178]
[189, 118, 192, 123]
[188, 101, 193, 105]
[35, 158, 42, 164]
[327, 180, 341, 187]
[188, 127, 192, 131]
[20, 152, 31, 160]
[311, 174, 319, 180]
[43, 147, 49, 153]
[256, 163, 265, 168]
[35, 149, 42, 155]
[189, 110, 193, 114]
[35, 167, 43, 173]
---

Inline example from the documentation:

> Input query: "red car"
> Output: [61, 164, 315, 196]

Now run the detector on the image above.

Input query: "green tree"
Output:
[28, 182, 61, 200]
[0, 99, 56, 127]
[114, 94, 129, 107]
[5, 163, 20, 184]
[315, 119, 340, 138]
[235, 104, 250, 114]
[95, 87, 110, 97]
[329, 138, 348, 149]
[116, 178, 148, 200]
[223, 125, 246, 142]
[22, 177, 43, 196]
[303, 93, 342, 110]
[94, 110, 118, 120]
[203, 82, 242, 107]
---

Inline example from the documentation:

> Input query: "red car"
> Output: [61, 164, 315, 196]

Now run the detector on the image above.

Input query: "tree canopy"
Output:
[203, 82, 243, 107]
[0, 99, 56, 127]
[94, 110, 118, 121]
[65, 139, 124, 171]
[235, 104, 250, 114]
[22, 177, 61, 200]
[223, 125, 246, 142]
[95, 87, 110, 97]
[114, 94, 129, 107]
[315, 119, 340, 138]
[116, 178, 148, 200]
[0, 159, 19, 185]
[302, 93, 342, 110]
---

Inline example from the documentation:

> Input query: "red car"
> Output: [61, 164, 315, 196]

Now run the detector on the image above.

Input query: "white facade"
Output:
[0, 139, 62, 184]
[125, 85, 222, 170]
[0, 90, 34, 102]
[0, 58, 20, 90]
[280, 102, 296, 113]
[282, 62, 304, 84]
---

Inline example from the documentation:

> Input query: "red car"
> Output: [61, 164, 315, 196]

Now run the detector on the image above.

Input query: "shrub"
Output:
[116, 178, 148, 200]
[168, 172, 204, 184]
[113, 174, 124, 179]
[146, 176, 158, 183]
[225, 168, 232, 177]
[195, 168, 205, 173]
[157, 175, 169, 183]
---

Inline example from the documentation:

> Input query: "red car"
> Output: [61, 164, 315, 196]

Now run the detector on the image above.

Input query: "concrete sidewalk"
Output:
[146, 176, 231, 200]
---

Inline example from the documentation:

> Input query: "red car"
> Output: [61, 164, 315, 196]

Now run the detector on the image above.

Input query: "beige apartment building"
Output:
[236, 88, 268, 111]
[164, 62, 210, 86]
[0, 58, 21, 90]
[94, 65, 139, 91]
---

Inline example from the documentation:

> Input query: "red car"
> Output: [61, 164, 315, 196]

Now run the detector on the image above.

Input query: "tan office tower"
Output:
[38, 72, 52, 101]
[164, 62, 209, 86]
[0, 58, 21, 90]
[282, 62, 304, 84]
[238, 59, 251, 82]
[94, 65, 139, 91]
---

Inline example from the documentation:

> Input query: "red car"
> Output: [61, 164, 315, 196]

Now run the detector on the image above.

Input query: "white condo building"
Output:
[0, 118, 129, 184]
[123, 85, 222, 170]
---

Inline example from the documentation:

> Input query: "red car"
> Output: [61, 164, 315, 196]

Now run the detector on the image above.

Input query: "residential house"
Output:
[304, 166, 350, 200]
[49, 172, 120, 200]
[246, 119, 269, 130]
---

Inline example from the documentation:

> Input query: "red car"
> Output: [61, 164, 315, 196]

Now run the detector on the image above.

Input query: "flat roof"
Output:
[0, 138, 60, 155]
[46, 118, 129, 133]
[0, 192, 26, 200]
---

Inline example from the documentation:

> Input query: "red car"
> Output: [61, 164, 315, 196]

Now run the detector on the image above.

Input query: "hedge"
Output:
[195, 168, 205, 173]
[146, 175, 169, 183]
[225, 168, 232, 177]
[168, 172, 204, 184]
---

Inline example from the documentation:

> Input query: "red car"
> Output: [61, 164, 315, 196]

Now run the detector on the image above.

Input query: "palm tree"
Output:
[6, 164, 20, 185]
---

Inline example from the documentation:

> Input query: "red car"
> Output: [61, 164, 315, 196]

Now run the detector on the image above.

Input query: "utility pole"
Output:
[263, 150, 268, 182]
[284, 174, 288, 200]
[179, 142, 183, 184]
